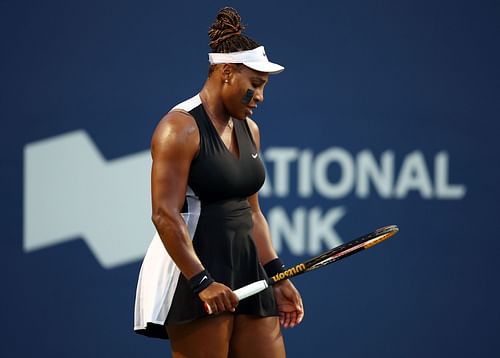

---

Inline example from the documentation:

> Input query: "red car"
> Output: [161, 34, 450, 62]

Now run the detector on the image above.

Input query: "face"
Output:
[221, 64, 269, 120]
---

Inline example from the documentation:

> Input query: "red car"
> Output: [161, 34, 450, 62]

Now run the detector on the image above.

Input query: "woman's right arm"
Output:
[151, 111, 204, 277]
[150, 111, 238, 313]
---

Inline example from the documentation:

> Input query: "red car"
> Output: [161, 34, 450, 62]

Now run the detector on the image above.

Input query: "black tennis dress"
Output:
[134, 94, 278, 339]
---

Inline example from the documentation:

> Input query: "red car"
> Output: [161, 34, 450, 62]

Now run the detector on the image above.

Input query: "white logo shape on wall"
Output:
[24, 130, 154, 269]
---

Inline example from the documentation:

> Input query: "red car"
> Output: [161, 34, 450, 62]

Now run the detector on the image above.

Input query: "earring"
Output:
[224, 79, 229, 83]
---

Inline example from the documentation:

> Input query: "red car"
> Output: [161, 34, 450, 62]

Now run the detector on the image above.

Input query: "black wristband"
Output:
[263, 258, 286, 278]
[188, 269, 215, 294]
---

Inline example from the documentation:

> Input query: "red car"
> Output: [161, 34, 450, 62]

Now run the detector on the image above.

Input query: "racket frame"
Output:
[206, 225, 399, 311]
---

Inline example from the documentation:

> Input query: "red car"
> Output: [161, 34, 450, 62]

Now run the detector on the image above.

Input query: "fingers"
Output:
[295, 307, 304, 325]
[212, 293, 235, 313]
[275, 280, 304, 328]
[280, 310, 300, 328]
[204, 302, 212, 314]
[200, 282, 239, 315]
[205, 296, 236, 314]
[295, 295, 304, 325]
[280, 308, 303, 328]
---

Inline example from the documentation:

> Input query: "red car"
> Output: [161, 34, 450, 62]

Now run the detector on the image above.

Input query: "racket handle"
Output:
[233, 280, 269, 300]
[203, 280, 269, 315]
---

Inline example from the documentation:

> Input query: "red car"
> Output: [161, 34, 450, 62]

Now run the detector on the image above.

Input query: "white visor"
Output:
[208, 46, 284, 74]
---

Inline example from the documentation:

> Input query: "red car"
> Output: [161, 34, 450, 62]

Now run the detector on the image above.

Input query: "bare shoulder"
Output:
[245, 117, 261, 149]
[153, 110, 198, 142]
[151, 110, 199, 159]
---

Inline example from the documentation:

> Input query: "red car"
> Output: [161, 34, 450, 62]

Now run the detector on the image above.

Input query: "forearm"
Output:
[152, 212, 204, 279]
[252, 210, 278, 265]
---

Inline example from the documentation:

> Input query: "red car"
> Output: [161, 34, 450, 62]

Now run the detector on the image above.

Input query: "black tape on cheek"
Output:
[241, 89, 255, 105]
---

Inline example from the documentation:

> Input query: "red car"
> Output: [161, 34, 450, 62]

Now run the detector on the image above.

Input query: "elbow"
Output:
[151, 212, 163, 228]
[151, 208, 176, 231]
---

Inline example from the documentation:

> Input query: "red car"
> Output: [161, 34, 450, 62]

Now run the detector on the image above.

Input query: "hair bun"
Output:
[208, 7, 245, 51]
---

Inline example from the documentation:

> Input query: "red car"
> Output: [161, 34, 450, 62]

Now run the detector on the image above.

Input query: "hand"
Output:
[199, 282, 239, 315]
[272, 280, 304, 328]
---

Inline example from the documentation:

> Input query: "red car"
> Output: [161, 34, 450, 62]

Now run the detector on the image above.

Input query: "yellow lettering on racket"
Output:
[271, 263, 306, 283]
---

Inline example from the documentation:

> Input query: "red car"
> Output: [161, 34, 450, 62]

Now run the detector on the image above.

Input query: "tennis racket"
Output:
[204, 225, 399, 314]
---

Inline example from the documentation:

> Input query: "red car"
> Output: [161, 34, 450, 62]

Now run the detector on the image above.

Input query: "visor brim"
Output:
[243, 62, 285, 74]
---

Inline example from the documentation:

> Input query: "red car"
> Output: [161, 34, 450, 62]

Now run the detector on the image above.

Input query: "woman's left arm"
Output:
[248, 193, 304, 328]
[246, 118, 304, 328]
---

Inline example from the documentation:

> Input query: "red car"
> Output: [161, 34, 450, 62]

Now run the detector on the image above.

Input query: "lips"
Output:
[246, 105, 257, 116]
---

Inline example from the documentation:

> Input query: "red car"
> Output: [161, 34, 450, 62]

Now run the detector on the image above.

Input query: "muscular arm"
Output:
[150, 111, 204, 278]
[151, 110, 238, 313]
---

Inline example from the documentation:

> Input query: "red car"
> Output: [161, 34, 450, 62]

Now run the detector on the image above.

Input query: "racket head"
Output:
[305, 225, 399, 271]
[266, 225, 399, 285]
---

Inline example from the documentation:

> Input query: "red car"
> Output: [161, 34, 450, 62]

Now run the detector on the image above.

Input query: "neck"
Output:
[199, 83, 231, 128]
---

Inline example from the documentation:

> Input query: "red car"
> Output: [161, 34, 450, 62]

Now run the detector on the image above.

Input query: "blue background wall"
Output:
[2, 0, 499, 357]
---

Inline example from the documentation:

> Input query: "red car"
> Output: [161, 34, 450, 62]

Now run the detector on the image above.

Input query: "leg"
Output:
[229, 315, 285, 358]
[167, 313, 234, 358]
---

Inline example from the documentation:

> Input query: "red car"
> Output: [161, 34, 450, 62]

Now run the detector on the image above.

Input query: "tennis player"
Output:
[134, 7, 304, 357]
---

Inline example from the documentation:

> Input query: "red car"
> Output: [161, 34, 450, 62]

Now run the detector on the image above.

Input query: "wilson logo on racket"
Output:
[204, 225, 399, 313]
[270, 263, 306, 282]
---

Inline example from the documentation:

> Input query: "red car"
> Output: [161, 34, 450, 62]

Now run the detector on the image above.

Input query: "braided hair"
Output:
[207, 7, 259, 74]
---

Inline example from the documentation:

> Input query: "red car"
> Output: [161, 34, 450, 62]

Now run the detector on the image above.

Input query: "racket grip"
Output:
[233, 280, 269, 300]
[203, 280, 269, 314]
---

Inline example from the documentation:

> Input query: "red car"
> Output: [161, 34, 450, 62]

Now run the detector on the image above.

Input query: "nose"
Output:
[253, 89, 264, 103]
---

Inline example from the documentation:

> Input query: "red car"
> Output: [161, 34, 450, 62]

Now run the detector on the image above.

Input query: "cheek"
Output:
[226, 85, 250, 106]
[241, 89, 255, 105]
[221, 88, 246, 118]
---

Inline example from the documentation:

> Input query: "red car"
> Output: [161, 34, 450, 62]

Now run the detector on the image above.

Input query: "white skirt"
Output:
[134, 189, 200, 337]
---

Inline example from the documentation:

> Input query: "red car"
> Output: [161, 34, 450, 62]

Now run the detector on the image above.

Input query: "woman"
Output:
[134, 7, 304, 357]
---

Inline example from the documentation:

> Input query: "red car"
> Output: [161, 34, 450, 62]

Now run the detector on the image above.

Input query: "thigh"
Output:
[167, 313, 234, 358]
[229, 315, 285, 358]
